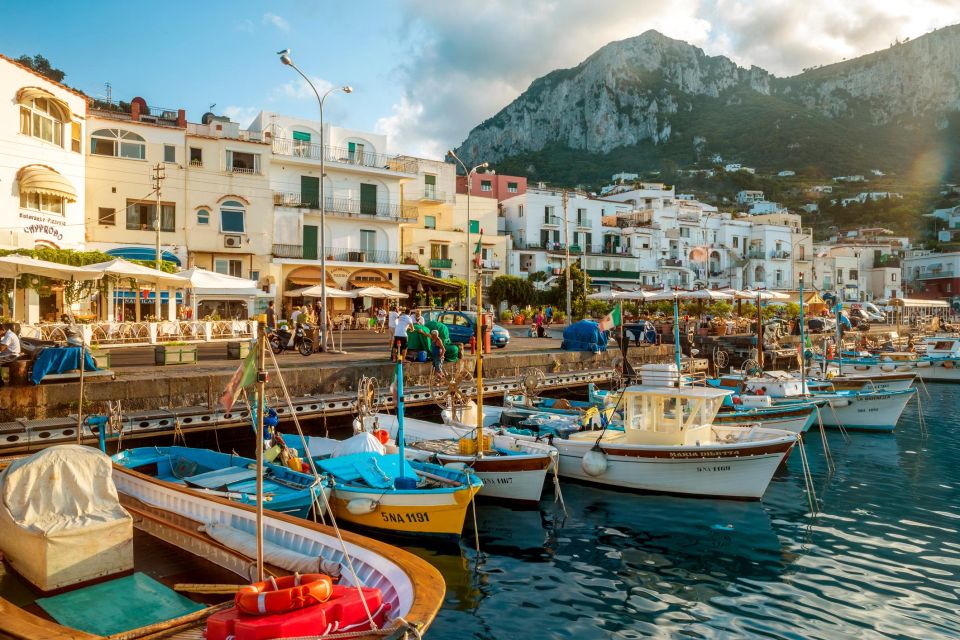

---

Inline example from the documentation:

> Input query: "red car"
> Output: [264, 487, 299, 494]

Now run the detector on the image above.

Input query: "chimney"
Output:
[130, 101, 140, 122]
[177, 109, 186, 128]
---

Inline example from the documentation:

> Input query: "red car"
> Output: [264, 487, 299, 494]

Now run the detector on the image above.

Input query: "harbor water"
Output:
[416, 384, 959, 639]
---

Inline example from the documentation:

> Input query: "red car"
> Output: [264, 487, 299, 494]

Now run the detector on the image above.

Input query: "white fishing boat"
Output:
[524, 385, 797, 500]
[0, 445, 444, 640]
[373, 411, 556, 505]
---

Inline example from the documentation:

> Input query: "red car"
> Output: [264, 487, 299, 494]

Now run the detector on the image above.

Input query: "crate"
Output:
[155, 345, 199, 366]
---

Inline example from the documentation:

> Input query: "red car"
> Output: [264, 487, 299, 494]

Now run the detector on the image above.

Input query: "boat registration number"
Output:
[381, 511, 430, 524]
[697, 465, 731, 473]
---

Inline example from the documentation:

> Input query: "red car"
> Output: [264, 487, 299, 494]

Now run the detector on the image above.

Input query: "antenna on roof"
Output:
[209, 103, 217, 112]
[105, 82, 112, 105]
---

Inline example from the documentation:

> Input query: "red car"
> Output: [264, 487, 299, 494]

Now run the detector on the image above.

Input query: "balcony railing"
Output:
[480, 258, 501, 270]
[770, 250, 791, 260]
[272, 138, 418, 173]
[747, 249, 766, 259]
[918, 268, 956, 280]
[272, 243, 304, 258]
[543, 216, 562, 226]
[659, 258, 683, 267]
[408, 186, 451, 203]
[430, 258, 453, 268]
[324, 247, 406, 265]
[273, 192, 417, 221]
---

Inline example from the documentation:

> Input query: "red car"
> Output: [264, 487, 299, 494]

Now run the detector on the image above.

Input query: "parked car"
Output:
[855, 303, 886, 322]
[422, 310, 510, 348]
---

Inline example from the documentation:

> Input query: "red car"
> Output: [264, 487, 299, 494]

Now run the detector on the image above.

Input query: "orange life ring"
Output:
[235, 573, 333, 616]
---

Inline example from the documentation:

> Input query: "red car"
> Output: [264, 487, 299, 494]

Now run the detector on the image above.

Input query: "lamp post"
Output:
[447, 150, 488, 310]
[279, 49, 351, 351]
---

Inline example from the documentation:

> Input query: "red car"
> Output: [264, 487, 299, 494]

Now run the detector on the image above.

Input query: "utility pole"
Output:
[562, 189, 571, 323]
[152, 163, 165, 270]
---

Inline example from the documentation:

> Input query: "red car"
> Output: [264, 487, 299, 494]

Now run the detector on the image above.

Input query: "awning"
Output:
[0, 255, 101, 281]
[174, 268, 263, 297]
[16, 87, 71, 121]
[106, 247, 181, 266]
[17, 165, 77, 202]
[349, 278, 393, 289]
[398, 270, 460, 292]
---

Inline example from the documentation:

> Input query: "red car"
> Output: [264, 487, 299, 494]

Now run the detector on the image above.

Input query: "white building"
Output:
[777, 170, 796, 177]
[1, 55, 87, 252]
[736, 190, 765, 205]
[248, 112, 419, 314]
[747, 201, 783, 215]
[813, 231, 908, 300]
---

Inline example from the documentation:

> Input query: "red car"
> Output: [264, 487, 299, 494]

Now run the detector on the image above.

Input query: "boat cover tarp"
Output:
[201, 521, 340, 576]
[317, 452, 418, 488]
[0, 445, 132, 591]
[332, 432, 386, 457]
[560, 320, 608, 352]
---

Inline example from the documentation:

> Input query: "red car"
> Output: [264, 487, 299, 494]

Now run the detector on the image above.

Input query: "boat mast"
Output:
[672, 293, 681, 385]
[799, 273, 806, 393]
[254, 324, 266, 582]
[396, 359, 407, 484]
[756, 291, 764, 369]
[476, 269, 484, 453]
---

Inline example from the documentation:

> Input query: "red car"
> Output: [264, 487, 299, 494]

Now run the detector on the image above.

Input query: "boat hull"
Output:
[550, 433, 794, 500]
[714, 405, 815, 434]
[774, 389, 915, 431]
[327, 483, 480, 537]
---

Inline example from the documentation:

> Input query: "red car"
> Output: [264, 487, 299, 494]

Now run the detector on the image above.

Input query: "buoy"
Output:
[581, 447, 608, 477]
[346, 499, 378, 515]
[373, 429, 390, 444]
[443, 461, 467, 471]
[829, 398, 850, 408]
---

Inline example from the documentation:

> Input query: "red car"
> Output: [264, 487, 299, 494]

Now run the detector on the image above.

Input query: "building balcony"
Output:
[480, 258, 501, 270]
[406, 186, 452, 203]
[569, 245, 583, 255]
[543, 216, 562, 226]
[770, 250, 791, 260]
[273, 192, 417, 222]
[874, 256, 901, 268]
[324, 247, 407, 265]
[586, 269, 642, 280]
[747, 249, 766, 259]
[430, 257, 453, 269]
[272, 243, 304, 259]
[272, 138, 418, 175]
[918, 268, 956, 280]
[659, 258, 683, 268]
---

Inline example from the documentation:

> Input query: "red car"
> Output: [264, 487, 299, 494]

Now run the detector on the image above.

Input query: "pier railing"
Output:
[21, 319, 257, 347]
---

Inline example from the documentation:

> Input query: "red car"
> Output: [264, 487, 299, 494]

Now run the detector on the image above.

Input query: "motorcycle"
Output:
[270, 323, 313, 356]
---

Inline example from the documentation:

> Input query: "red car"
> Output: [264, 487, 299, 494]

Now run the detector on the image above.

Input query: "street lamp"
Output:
[279, 49, 351, 352]
[447, 149, 488, 310]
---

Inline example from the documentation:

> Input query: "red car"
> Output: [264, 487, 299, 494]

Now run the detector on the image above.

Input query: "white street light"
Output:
[279, 49, 351, 351]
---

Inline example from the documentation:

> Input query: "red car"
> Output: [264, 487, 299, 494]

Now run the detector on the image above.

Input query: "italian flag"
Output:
[598, 304, 622, 331]
[473, 231, 483, 269]
[220, 341, 257, 412]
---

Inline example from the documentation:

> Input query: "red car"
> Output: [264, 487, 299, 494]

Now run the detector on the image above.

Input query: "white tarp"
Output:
[0, 445, 132, 590]
[332, 432, 386, 458]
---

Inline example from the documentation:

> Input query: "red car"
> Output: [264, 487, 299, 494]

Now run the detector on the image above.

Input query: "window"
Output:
[733, 237, 740, 248]
[292, 131, 311, 156]
[424, 174, 437, 199]
[540, 229, 549, 246]
[577, 208, 587, 226]
[189, 147, 203, 166]
[480, 180, 492, 192]
[469, 220, 480, 234]
[214, 259, 242, 278]
[891, 273, 897, 282]
[220, 200, 245, 233]
[164, 144, 176, 163]
[19, 97, 65, 146]
[360, 183, 377, 215]
[197, 209, 210, 225]
[71, 122, 81, 153]
[226, 150, 259, 174]
[126, 199, 175, 231]
[430, 244, 448, 259]
[850, 270, 858, 281]
[249, 270, 260, 283]
[98, 207, 116, 225]
[91, 129, 146, 159]
[360, 229, 377, 254]
[519, 205, 524, 217]
[424, 215, 436, 229]
[20, 192, 63, 215]
[507, 182, 518, 193]
[680, 227, 690, 238]
[544, 206, 555, 223]
[347, 141, 365, 164]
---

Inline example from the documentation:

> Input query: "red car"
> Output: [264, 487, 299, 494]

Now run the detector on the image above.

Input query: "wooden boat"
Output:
[372, 412, 557, 505]
[0, 445, 444, 639]
[518, 385, 798, 500]
[281, 432, 483, 538]
[112, 445, 331, 518]
[819, 371, 917, 392]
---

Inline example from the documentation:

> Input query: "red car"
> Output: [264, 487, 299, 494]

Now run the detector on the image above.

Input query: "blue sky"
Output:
[2, 1, 959, 158]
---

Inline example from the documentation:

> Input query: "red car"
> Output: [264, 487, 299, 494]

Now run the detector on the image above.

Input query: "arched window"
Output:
[197, 208, 210, 225]
[19, 95, 67, 146]
[90, 129, 146, 159]
[220, 200, 245, 233]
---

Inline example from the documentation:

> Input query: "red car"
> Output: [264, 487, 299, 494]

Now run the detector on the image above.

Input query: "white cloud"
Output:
[223, 106, 260, 127]
[262, 12, 290, 31]
[384, 0, 960, 157]
[276, 76, 333, 100]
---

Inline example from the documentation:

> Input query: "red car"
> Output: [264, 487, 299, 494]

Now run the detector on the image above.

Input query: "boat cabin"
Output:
[924, 337, 960, 359]
[619, 386, 731, 446]
[717, 371, 804, 398]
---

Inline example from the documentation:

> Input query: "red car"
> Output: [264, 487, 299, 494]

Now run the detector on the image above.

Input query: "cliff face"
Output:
[455, 25, 960, 170]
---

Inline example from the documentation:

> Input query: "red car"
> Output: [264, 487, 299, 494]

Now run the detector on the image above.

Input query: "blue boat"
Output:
[112, 446, 328, 518]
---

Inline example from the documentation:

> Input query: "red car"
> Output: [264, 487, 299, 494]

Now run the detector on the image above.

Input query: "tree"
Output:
[554, 262, 591, 320]
[487, 275, 533, 308]
[527, 270, 548, 284]
[16, 54, 66, 83]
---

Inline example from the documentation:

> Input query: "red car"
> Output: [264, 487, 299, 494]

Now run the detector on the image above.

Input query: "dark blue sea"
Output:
[414, 384, 960, 639]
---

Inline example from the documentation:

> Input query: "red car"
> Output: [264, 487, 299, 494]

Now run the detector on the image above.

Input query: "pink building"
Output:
[456, 173, 526, 200]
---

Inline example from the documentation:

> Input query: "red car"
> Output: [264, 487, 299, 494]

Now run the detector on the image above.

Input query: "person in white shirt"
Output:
[0, 324, 21, 364]
[388, 307, 398, 332]
[392, 309, 414, 361]
[290, 307, 302, 326]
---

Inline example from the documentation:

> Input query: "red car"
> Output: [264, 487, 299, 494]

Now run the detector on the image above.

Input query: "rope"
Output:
[827, 401, 850, 443]
[796, 434, 818, 516]
[550, 450, 568, 519]
[266, 346, 378, 631]
[465, 467, 482, 561]
[283, 617, 422, 639]
[813, 405, 835, 474]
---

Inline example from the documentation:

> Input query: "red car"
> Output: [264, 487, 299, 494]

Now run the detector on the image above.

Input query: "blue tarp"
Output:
[561, 320, 608, 352]
[31, 347, 98, 384]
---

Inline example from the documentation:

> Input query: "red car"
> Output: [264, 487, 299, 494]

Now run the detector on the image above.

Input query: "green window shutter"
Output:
[301, 176, 319, 209]
[424, 174, 436, 186]
[292, 131, 311, 142]
[360, 183, 377, 215]
[348, 142, 356, 153]
[469, 220, 480, 234]
[302, 225, 318, 260]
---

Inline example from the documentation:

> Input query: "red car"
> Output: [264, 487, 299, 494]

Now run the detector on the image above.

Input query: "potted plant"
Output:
[155, 341, 199, 365]
[500, 309, 514, 323]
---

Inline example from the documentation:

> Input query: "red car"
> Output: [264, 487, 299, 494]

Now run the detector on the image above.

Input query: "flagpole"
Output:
[799, 274, 806, 394]
[476, 239, 484, 456]
[254, 324, 266, 582]
[673, 294, 681, 385]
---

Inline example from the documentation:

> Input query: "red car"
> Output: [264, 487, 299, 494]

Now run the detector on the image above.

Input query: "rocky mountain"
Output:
[455, 26, 960, 183]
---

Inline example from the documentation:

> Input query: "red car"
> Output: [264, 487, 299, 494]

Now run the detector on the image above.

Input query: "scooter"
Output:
[270, 323, 313, 356]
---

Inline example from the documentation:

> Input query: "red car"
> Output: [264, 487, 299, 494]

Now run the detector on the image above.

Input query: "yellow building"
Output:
[400, 157, 509, 298]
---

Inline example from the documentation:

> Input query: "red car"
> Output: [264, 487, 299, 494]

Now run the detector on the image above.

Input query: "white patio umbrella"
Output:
[617, 289, 653, 301]
[718, 288, 754, 300]
[292, 285, 357, 298]
[645, 289, 732, 373]
[174, 268, 263, 296]
[587, 290, 627, 300]
[0, 255, 103, 321]
[354, 286, 408, 299]
[81, 258, 184, 321]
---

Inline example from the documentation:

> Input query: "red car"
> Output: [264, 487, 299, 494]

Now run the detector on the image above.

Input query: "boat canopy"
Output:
[620, 386, 730, 446]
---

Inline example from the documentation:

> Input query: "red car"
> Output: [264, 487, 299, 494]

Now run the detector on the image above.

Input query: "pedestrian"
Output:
[535, 309, 545, 338]
[392, 308, 414, 361]
[545, 305, 553, 325]
[388, 305, 399, 334]
[377, 307, 387, 333]
[266, 300, 276, 332]
[290, 305, 303, 326]
[0, 323, 20, 365]
[415, 309, 425, 325]
[418, 327, 446, 378]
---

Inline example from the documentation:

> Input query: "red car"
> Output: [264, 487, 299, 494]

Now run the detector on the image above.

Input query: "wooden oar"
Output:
[175, 583, 247, 594]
